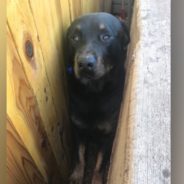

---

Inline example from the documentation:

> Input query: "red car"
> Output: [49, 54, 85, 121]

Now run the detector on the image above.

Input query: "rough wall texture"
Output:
[132, 0, 170, 183]
[108, 0, 170, 183]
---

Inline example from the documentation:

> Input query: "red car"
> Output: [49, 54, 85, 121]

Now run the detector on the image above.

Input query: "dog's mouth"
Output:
[76, 71, 96, 85]
[79, 69, 94, 79]
[74, 54, 96, 80]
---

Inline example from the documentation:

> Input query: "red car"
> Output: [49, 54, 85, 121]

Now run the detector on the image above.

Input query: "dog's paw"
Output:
[91, 172, 103, 184]
[69, 169, 83, 184]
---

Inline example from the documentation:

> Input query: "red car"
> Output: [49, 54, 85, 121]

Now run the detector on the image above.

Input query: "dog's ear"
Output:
[120, 20, 130, 50]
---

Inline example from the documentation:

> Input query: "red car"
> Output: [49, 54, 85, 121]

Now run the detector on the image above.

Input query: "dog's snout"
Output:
[78, 54, 96, 71]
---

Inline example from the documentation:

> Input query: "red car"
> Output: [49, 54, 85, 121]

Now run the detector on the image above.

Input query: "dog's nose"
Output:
[78, 54, 96, 70]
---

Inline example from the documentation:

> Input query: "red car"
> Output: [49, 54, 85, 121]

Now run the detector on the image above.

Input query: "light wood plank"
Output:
[7, 27, 63, 183]
[7, 116, 47, 184]
[7, 0, 70, 178]
[69, 0, 82, 21]
[7, 0, 116, 183]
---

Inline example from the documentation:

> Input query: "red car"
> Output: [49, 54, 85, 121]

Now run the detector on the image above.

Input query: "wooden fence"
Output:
[7, 0, 112, 183]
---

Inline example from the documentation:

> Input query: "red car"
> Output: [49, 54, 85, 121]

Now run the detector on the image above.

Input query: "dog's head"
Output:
[66, 13, 129, 84]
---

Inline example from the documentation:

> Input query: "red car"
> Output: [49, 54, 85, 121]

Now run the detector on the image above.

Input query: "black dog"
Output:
[65, 12, 129, 184]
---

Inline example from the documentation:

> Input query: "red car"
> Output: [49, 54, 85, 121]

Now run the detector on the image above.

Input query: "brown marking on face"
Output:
[96, 122, 112, 134]
[71, 115, 86, 128]
[99, 23, 106, 30]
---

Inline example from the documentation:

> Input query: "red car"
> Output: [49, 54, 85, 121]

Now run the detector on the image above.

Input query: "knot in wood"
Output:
[25, 40, 34, 58]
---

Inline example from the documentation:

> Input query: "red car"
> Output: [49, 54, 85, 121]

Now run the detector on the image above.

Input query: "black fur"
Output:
[65, 13, 130, 184]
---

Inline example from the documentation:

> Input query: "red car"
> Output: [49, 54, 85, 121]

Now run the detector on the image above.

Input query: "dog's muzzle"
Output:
[75, 53, 97, 79]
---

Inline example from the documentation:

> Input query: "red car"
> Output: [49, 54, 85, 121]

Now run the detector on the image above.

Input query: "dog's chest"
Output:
[70, 92, 120, 133]
[71, 114, 113, 134]
[71, 91, 116, 118]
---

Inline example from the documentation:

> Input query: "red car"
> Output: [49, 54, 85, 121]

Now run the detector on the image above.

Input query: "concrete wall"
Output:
[108, 0, 170, 183]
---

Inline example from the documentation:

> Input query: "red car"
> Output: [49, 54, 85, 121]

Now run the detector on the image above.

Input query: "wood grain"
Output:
[7, 26, 63, 183]
[7, 0, 69, 174]
[7, 116, 47, 184]
[7, 0, 112, 183]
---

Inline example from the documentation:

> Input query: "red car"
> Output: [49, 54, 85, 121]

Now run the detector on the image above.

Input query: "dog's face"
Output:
[66, 13, 129, 84]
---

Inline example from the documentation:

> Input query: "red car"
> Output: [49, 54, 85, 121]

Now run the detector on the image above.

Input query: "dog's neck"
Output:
[80, 77, 108, 93]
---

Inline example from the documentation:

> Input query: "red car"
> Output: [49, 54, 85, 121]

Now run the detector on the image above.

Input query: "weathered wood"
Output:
[108, 0, 170, 183]
[123, 0, 134, 27]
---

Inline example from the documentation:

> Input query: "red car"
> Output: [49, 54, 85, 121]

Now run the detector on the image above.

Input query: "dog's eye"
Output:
[101, 34, 111, 42]
[71, 35, 80, 42]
